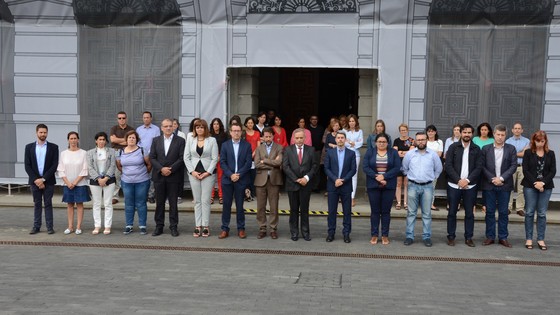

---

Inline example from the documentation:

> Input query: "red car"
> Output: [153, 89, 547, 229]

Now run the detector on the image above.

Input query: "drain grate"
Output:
[295, 272, 342, 288]
[2, 240, 560, 267]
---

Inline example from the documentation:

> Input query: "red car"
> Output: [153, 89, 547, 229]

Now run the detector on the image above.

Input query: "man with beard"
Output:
[402, 131, 442, 247]
[444, 124, 482, 247]
[25, 124, 59, 234]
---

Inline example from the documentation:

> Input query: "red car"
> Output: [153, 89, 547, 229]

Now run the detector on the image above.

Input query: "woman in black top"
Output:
[210, 118, 227, 204]
[522, 130, 556, 250]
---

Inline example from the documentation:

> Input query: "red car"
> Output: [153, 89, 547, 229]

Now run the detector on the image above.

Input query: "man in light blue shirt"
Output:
[401, 131, 442, 247]
[505, 122, 530, 216]
[136, 111, 161, 203]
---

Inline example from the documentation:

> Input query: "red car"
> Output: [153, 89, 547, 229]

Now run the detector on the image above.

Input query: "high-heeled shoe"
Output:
[103, 228, 111, 235]
[92, 228, 100, 235]
[537, 241, 548, 251]
[525, 241, 533, 249]
[202, 227, 210, 237]
[193, 226, 201, 238]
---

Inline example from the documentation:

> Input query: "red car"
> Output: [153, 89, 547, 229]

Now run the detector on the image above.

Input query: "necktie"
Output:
[298, 146, 303, 164]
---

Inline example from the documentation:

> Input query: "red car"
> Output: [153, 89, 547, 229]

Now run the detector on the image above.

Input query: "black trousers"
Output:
[287, 189, 311, 237]
[154, 180, 180, 229]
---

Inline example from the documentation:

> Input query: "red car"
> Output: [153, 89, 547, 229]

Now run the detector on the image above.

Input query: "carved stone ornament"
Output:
[73, 0, 181, 26]
[248, 0, 357, 14]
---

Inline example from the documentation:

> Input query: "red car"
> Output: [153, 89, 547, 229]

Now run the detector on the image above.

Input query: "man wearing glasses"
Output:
[110, 111, 134, 204]
[401, 131, 442, 247]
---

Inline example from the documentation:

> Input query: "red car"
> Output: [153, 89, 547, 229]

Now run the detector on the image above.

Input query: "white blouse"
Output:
[343, 129, 364, 158]
[57, 149, 89, 186]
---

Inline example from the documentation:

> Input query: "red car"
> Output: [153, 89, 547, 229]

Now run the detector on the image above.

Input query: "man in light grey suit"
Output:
[150, 118, 186, 237]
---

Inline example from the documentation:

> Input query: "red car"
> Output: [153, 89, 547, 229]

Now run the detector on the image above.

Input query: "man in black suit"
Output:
[283, 128, 318, 241]
[445, 123, 482, 247]
[219, 123, 253, 239]
[24, 124, 59, 234]
[324, 131, 356, 243]
[150, 119, 186, 237]
[480, 124, 518, 247]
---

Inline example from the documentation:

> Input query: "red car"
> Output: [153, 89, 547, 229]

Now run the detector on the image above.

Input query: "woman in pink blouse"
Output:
[57, 131, 90, 235]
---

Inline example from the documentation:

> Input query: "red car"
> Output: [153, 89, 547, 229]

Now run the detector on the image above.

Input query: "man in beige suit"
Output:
[254, 127, 284, 239]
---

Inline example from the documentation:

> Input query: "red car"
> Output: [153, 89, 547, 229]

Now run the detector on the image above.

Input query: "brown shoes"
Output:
[447, 239, 455, 246]
[257, 231, 267, 239]
[112, 198, 119, 205]
[499, 239, 512, 248]
[270, 231, 278, 239]
[238, 230, 247, 239]
[482, 238, 495, 246]
[218, 231, 229, 239]
[465, 239, 475, 247]
[517, 209, 525, 217]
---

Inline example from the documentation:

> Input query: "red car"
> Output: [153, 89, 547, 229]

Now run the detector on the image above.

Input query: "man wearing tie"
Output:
[283, 128, 318, 241]
[150, 119, 186, 237]
[25, 124, 59, 234]
[219, 123, 253, 239]
[324, 131, 357, 243]
[254, 127, 284, 239]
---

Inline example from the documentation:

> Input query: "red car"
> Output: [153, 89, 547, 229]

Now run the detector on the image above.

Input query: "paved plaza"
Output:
[1, 190, 560, 314]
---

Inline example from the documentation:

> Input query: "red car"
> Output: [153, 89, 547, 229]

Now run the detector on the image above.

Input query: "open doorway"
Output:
[258, 68, 359, 135]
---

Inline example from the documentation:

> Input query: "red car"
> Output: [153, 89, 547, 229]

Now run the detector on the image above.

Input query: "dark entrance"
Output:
[258, 68, 358, 136]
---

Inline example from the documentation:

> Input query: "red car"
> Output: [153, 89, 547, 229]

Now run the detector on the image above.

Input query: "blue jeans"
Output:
[484, 188, 511, 240]
[121, 179, 150, 228]
[406, 182, 433, 240]
[367, 188, 395, 237]
[523, 187, 552, 241]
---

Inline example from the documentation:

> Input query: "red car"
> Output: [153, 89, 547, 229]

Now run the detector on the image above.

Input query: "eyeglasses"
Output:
[118, 117, 126, 120]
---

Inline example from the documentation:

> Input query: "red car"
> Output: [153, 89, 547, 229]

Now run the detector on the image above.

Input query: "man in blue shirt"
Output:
[505, 122, 530, 217]
[136, 111, 161, 203]
[401, 131, 442, 247]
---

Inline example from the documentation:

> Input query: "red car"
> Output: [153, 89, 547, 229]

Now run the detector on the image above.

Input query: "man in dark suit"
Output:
[283, 128, 318, 241]
[254, 127, 284, 239]
[25, 124, 59, 234]
[324, 131, 356, 243]
[149, 119, 186, 237]
[445, 123, 482, 247]
[219, 123, 253, 239]
[480, 124, 518, 247]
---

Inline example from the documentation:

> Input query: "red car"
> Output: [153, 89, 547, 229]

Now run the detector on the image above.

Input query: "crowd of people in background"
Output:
[24, 111, 556, 250]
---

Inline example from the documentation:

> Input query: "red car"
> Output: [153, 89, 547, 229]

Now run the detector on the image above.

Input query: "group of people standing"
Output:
[24, 112, 556, 250]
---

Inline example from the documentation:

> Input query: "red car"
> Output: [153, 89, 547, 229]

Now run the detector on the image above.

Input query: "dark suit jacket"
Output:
[362, 147, 401, 189]
[324, 147, 356, 193]
[220, 139, 253, 185]
[24, 141, 59, 185]
[254, 142, 283, 187]
[282, 144, 318, 192]
[522, 150, 556, 189]
[149, 135, 186, 183]
[480, 143, 517, 190]
[445, 141, 482, 185]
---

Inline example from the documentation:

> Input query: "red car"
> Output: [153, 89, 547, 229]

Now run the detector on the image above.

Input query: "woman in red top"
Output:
[272, 115, 289, 148]
[243, 116, 260, 201]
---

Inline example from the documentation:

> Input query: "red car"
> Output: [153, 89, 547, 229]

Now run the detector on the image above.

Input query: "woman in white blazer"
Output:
[184, 119, 218, 237]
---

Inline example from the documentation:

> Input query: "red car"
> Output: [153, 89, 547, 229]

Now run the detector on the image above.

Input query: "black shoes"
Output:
[303, 234, 311, 241]
[152, 226, 163, 236]
[170, 228, 179, 237]
[326, 234, 334, 242]
[291, 235, 299, 241]
[343, 235, 351, 243]
[29, 228, 40, 234]
[404, 238, 414, 246]
[47, 229, 55, 235]
[423, 238, 433, 247]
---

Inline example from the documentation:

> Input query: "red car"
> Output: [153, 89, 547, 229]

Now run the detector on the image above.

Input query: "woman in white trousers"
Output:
[87, 132, 117, 235]
[184, 119, 218, 237]
[344, 114, 364, 207]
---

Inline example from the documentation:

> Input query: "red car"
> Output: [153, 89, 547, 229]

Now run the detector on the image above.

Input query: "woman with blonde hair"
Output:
[393, 123, 415, 210]
[343, 114, 363, 207]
